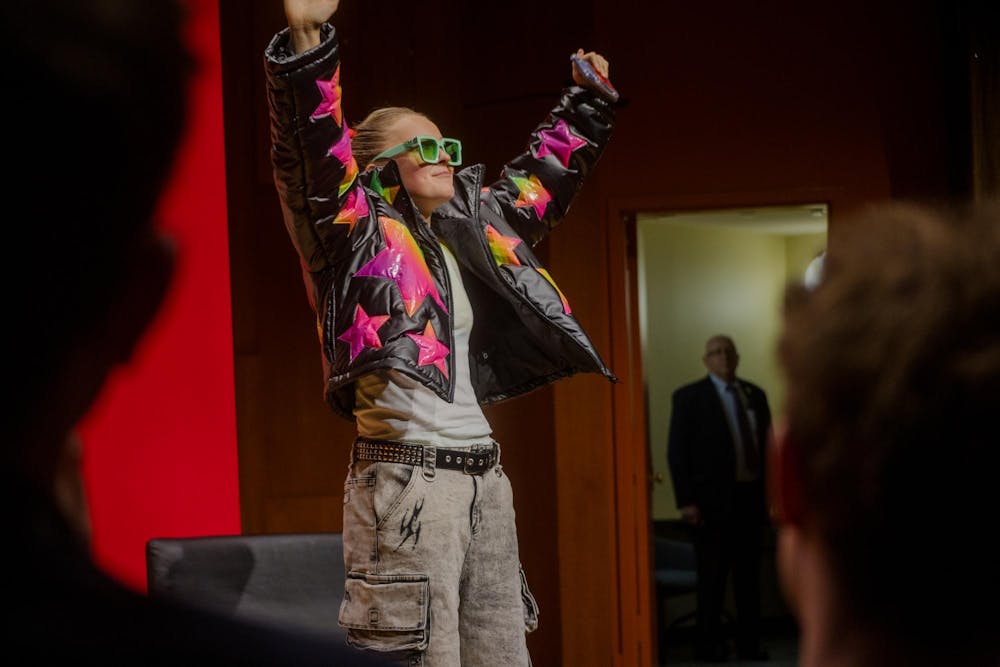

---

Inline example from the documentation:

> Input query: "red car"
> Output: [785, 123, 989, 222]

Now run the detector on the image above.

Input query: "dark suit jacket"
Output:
[667, 376, 771, 521]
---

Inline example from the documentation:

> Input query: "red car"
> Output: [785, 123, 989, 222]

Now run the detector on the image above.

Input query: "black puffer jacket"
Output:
[265, 24, 617, 420]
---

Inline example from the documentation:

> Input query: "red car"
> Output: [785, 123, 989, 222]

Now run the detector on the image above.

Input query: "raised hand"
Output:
[571, 48, 609, 83]
[285, 0, 340, 54]
[570, 48, 618, 102]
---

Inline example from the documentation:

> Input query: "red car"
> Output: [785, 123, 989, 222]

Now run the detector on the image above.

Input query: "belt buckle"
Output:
[464, 444, 493, 475]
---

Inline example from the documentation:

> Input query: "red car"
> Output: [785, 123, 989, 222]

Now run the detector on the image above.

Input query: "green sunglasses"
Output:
[372, 135, 462, 166]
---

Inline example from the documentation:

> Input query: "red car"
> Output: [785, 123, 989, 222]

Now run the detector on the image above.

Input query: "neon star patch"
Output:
[368, 170, 399, 205]
[510, 174, 552, 220]
[354, 217, 447, 317]
[334, 188, 369, 235]
[406, 322, 449, 377]
[311, 65, 343, 126]
[535, 119, 587, 168]
[338, 305, 390, 363]
[328, 127, 358, 197]
[485, 224, 522, 266]
[536, 268, 571, 314]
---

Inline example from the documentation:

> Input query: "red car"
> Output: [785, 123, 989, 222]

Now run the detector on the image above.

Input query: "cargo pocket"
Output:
[519, 564, 540, 634]
[339, 571, 430, 653]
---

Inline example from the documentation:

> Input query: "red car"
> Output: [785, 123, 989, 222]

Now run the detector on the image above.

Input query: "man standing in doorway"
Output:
[667, 335, 772, 662]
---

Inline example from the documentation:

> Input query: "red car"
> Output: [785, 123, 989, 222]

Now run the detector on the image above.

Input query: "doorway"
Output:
[636, 203, 827, 664]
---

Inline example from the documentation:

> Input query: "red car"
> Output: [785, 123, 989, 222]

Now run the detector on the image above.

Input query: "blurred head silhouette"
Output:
[0, 0, 193, 516]
[772, 200, 1000, 667]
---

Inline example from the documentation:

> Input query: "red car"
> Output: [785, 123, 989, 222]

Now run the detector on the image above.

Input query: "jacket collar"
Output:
[359, 161, 419, 223]
[435, 163, 485, 221]
[360, 161, 485, 225]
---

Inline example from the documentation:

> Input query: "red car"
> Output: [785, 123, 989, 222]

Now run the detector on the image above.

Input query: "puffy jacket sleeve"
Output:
[483, 86, 615, 246]
[264, 24, 371, 282]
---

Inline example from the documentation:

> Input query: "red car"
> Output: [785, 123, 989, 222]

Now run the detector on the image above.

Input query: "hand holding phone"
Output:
[571, 52, 619, 103]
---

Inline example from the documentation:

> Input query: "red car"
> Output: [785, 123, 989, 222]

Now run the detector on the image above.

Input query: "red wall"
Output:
[79, 0, 240, 593]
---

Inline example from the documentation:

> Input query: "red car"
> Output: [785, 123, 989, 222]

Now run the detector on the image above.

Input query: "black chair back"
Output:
[146, 532, 346, 642]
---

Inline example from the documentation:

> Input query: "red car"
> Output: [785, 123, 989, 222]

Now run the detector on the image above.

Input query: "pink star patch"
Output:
[338, 304, 389, 363]
[406, 322, 450, 378]
[485, 224, 522, 266]
[355, 217, 447, 317]
[334, 188, 370, 235]
[535, 119, 587, 168]
[510, 174, 552, 220]
[311, 65, 343, 126]
[328, 128, 358, 196]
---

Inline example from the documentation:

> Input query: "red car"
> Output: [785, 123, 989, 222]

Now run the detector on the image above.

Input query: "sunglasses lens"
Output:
[409, 136, 461, 165]
[441, 139, 462, 166]
[416, 137, 441, 164]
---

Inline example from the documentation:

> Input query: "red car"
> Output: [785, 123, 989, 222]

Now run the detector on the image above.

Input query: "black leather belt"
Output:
[353, 438, 498, 475]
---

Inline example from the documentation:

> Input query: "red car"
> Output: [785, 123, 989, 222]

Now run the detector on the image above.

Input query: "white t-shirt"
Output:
[354, 241, 492, 446]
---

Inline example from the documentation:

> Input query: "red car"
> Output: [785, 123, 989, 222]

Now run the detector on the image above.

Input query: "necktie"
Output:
[727, 383, 759, 473]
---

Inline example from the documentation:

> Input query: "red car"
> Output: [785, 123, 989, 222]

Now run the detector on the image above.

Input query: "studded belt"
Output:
[352, 437, 498, 475]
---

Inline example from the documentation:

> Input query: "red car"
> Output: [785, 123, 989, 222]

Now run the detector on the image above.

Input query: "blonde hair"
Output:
[352, 106, 427, 169]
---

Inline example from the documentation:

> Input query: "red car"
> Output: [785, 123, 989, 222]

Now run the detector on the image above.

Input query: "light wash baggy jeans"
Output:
[339, 441, 539, 666]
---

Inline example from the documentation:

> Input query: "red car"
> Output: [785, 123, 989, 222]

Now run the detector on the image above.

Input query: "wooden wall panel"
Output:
[221, 1, 972, 664]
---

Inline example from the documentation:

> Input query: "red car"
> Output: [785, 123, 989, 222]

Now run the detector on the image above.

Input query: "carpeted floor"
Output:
[658, 625, 799, 667]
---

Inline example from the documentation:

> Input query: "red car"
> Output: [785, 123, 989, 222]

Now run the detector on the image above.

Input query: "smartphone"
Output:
[571, 53, 620, 103]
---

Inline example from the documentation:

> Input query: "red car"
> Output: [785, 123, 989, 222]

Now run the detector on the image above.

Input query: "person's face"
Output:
[380, 114, 456, 219]
[703, 336, 739, 381]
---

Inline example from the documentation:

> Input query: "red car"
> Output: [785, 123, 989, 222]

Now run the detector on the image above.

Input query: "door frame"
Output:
[603, 186, 839, 664]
